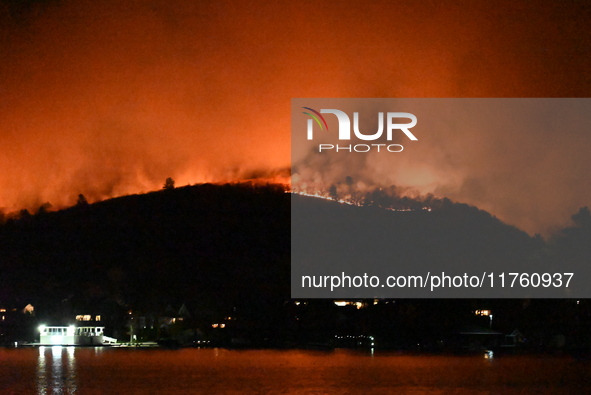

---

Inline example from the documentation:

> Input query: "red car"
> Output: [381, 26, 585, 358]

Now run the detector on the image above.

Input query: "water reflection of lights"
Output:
[37, 346, 77, 394]
[37, 346, 46, 393]
[484, 350, 494, 359]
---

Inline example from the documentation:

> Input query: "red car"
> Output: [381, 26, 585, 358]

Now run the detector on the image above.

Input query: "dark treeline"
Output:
[0, 183, 589, 350]
[0, 183, 290, 343]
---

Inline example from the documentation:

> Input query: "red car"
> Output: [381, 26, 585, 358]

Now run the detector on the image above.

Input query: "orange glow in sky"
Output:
[1, 0, 590, 235]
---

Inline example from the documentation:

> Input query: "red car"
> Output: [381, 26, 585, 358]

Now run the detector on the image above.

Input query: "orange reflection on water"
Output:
[0, 348, 582, 394]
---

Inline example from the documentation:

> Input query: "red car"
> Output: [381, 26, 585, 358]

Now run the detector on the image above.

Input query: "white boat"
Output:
[38, 325, 117, 346]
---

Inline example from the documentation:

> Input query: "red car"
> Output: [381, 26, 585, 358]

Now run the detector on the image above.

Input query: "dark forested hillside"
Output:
[0, 183, 290, 324]
[0, 183, 589, 347]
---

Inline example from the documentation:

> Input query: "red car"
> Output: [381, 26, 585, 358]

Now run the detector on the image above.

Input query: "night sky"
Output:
[1, 0, 590, 235]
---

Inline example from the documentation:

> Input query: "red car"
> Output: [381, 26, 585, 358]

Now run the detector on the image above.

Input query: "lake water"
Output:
[1, 347, 589, 394]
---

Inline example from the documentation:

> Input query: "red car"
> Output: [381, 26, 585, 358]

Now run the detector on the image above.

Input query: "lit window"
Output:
[0, 309, 6, 312]
[95, 315, 101, 322]
[475, 310, 491, 316]
[334, 301, 366, 309]
[76, 315, 83, 321]
[23, 304, 34, 314]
